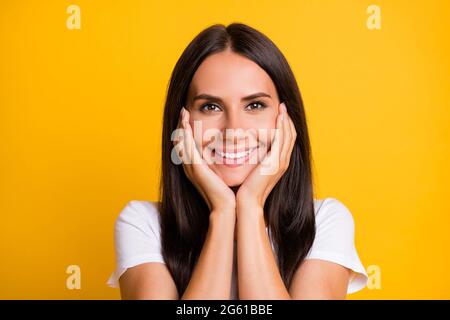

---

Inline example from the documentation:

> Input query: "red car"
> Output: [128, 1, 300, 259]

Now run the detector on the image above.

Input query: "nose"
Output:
[222, 109, 247, 146]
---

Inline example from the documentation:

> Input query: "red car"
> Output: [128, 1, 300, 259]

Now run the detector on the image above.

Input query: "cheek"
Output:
[252, 117, 277, 147]
[198, 120, 218, 148]
[190, 119, 220, 149]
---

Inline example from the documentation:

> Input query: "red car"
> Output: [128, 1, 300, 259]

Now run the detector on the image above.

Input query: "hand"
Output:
[173, 107, 236, 214]
[236, 102, 297, 213]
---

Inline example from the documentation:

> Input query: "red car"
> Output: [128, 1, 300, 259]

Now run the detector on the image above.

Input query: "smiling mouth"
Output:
[210, 146, 260, 167]
[215, 147, 257, 159]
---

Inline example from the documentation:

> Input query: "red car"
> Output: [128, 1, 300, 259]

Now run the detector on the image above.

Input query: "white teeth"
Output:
[216, 148, 255, 159]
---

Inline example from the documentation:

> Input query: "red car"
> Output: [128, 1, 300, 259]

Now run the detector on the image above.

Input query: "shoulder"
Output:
[313, 197, 355, 236]
[309, 197, 368, 294]
[115, 200, 161, 224]
[114, 200, 162, 238]
[107, 200, 165, 288]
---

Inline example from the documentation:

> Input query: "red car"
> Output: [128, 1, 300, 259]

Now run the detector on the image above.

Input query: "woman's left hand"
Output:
[236, 102, 297, 214]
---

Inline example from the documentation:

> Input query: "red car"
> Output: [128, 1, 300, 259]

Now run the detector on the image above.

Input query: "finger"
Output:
[173, 107, 185, 148]
[182, 109, 204, 167]
[267, 115, 280, 157]
[180, 108, 195, 176]
[179, 142, 209, 208]
[173, 134, 188, 166]
[286, 112, 297, 158]
[173, 108, 193, 177]
[176, 107, 185, 132]
[181, 110, 213, 209]
[280, 103, 292, 167]
[172, 108, 185, 152]
[271, 103, 284, 161]
[262, 108, 283, 175]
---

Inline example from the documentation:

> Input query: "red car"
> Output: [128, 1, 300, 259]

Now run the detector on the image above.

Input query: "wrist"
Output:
[236, 200, 264, 220]
[236, 185, 266, 207]
[211, 201, 236, 213]
[236, 191, 263, 210]
[210, 207, 236, 223]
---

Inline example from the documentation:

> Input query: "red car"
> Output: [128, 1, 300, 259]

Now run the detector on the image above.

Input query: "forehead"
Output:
[188, 50, 277, 99]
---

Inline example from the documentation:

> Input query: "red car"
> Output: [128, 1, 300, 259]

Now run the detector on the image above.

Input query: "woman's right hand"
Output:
[173, 107, 236, 214]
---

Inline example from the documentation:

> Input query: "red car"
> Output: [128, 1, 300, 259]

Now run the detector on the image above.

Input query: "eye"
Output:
[245, 101, 267, 111]
[200, 103, 222, 113]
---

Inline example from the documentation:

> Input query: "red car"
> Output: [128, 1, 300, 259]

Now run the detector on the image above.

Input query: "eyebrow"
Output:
[192, 92, 272, 103]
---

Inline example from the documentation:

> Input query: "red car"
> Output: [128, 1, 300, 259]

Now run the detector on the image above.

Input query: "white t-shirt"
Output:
[107, 197, 368, 297]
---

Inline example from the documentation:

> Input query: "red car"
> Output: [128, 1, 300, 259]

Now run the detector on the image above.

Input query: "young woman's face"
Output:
[186, 49, 280, 187]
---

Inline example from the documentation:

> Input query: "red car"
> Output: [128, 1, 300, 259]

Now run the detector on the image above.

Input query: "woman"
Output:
[107, 23, 368, 299]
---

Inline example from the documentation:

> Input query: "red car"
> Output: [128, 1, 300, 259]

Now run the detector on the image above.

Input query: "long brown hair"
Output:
[159, 23, 316, 296]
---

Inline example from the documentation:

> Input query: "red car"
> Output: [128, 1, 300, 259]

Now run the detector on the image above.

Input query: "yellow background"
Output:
[1, 0, 449, 299]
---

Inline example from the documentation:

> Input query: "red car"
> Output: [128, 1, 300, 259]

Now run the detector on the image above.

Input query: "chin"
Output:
[223, 176, 245, 187]
[211, 165, 256, 187]
[219, 171, 248, 187]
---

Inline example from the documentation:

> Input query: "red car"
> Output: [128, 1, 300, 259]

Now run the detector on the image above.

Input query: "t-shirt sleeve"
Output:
[305, 197, 368, 294]
[106, 200, 165, 288]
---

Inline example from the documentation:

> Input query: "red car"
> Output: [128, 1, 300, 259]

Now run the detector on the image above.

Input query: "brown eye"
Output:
[245, 102, 266, 110]
[200, 103, 222, 112]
